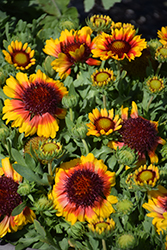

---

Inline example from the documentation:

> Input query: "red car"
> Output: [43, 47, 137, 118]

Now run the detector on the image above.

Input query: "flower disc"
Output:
[0, 176, 22, 216]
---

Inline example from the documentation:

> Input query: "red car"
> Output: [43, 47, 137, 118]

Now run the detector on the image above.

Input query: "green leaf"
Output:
[24, 153, 36, 171]
[11, 148, 26, 166]
[59, 238, 69, 250]
[84, 0, 95, 12]
[101, 0, 121, 10]
[13, 163, 42, 184]
[34, 219, 46, 238]
[37, 0, 61, 17]
[65, 116, 74, 131]
[11, 201, 27, 216]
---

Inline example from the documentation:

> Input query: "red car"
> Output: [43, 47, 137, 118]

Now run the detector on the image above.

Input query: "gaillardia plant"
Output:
[1, 2, 167, 249]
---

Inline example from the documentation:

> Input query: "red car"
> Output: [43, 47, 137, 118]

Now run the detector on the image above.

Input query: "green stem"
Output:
[100, 60, 106, 69]
[146, 95, 154, 111]
[48, 161, 53, 176]
[155, 62, 162, 75]
[103, 93, 107, 109]
[69, 107, 73, 122]
[82, 138, 89, 155]
[116, 164, 124, 176]
[116, 60, 121, 81]
[102, 239, 107, 250]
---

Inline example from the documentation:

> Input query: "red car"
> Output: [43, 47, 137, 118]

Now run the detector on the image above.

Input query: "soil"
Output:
[69, 0, 167, 40]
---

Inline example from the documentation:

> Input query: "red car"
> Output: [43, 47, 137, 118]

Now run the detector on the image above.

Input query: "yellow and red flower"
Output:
[146, 75, 165, 93]
[0, 158, 36, 238]
[143, 185, 167, 234]
[86, 108, 122, 137]
[48, 153, 117, 224]
[111, 21, 135, 31]
[88, 217, 115, 238]
[2, 69, 68, 138]
[43, 27, 101, 79]
[91, 68, 115, 87]
[157, 26, 167, 45]
[108, 102, 165, 163]
[2, 40, 36, 70]
[92, 27, 147, 61]
[133, 164, 160, 187]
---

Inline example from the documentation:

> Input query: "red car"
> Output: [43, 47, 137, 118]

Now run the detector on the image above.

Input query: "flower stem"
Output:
[116, 164, 124, 176]
[155, 62, 162, 75]
[69, 107, 73, 122]
[102, 239, 107, 250]
[48, 161, 53, 176]
[82, 138, 89, 155]
[103, 93, 107, 109]
[116, 60, 121, 81]
[146, 95, 154, 111]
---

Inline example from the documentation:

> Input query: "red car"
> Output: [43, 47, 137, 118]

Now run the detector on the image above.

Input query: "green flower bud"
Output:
[71, 123, 88, 139]
[116, 199, 133, 215]
[117, 233, 136, 249]
[116, 145, 138, 167]
[59, 17, 79, 31]
[62, 94, 79, 108]
[33, 196, 53, 212]
[0, 68, 7, 86]
[86, 15, 112, 33]
[35, 139, 64, 164]
[148, 39, 162, 52]
[17, 182, 33, 196]
[0, 123, 10, 141]
[24, 136, 64, 164]
[67, 222, 86, 239]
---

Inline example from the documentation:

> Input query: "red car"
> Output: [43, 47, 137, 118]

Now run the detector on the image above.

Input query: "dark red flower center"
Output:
[22, 81, 62, 116]
[65, 164, 107, 208]
[95, 117, 115, 132]
[119, 117, 159, 155]
[0, 176, 22, 216]
[61, 41, 91, 62]
[12, 51, 30, 67]
[109, 40, 131, 57]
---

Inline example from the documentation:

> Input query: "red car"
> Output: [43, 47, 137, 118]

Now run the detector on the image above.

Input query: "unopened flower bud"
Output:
[116, 199, 133, 215]
[116, 145, 138, 167]
[62, 94, 79, 108]
[117, 233, 136, 249]
[71, 123, 88, 139]
[67, 222, 86, 239]
[0, 124, 9, 141]
[17, 182, 32, 196]
[59, 18, 78, 31]
[33, 196, 53, 212]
